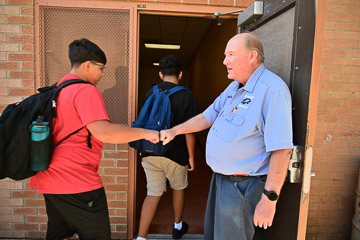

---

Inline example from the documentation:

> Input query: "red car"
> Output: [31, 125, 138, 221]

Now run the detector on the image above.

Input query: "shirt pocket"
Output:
[215, 113, 245, 142]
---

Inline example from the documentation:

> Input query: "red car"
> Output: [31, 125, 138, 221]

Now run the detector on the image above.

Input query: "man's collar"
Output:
[242, 64, 265, 93]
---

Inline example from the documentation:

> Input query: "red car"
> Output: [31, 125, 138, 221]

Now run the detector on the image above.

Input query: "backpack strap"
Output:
[54, 79, 93, 149]
[152, 84, 186, 96]
[55, 127, 92, 149]
[167, 85, 186, 96]
[57, 79, 92, 89]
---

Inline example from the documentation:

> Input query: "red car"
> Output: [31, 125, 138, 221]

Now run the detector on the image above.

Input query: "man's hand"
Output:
[188, 157, 195, 171]
[253, 194, 277, 229]
[160, 129, 176, 145]
[145, 130, 160, 144]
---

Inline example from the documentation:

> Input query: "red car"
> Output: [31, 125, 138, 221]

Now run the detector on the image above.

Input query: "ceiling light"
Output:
[153, 63, 159, 66]
[145, 43, 181, 50]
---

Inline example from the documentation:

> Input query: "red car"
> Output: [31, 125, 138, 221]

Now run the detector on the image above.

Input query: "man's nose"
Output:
[223, 57, 228, 65]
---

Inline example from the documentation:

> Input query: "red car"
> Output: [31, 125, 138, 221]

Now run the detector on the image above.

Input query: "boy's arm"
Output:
[185, 133, 196, 171]
[86, 120, 159, 144]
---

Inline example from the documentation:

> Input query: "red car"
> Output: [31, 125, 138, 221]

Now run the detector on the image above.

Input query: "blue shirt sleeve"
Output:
[261, 87, 293, 152]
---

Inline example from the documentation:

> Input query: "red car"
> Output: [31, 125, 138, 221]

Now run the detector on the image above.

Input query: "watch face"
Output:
[264, 190, 279, 201]
[268, 192, 278, 201]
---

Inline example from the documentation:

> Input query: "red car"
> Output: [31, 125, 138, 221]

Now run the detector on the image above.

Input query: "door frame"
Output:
[130, 4, 242, 239]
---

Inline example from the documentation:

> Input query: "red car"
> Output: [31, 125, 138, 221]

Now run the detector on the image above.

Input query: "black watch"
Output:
[263, 189, 279, 201]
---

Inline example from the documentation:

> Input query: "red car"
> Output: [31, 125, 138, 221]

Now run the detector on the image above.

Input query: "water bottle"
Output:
[29, 116, 51, 171]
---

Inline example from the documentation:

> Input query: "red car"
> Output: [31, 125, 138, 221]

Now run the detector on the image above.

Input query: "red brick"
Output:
[22, 61, 34, 70]
[116, 176, 128, 183]
[100, 175, 116, 183]
[107, 200, 127, 208]
[13, 207, 36, 215]
[333, 57, 359, 66]
[22, 44, 33, 52]
[26, 231, 46, 239]
[345, 66, 360, 75]
[14, 223, 39, 231]
[341, 99, 360, 107]
[338, 116, 360, 124]
[326, 123, 349, 132]
[348, 31, 360, 40]
[316, 115, 338, 123]
[103, 168, 128, 176]
[0, 190, 10, 198]
[0, 181, 23, 190]
[0, 231, 25, 238]
[9, 88, 34, 96]
[320, 82, 342, 90]
[103, 143, 116, 150]
[12, 190, 36, 198]
[323, 30, 347, 40]
[21, 7, 33, 15]
[99, 159, 116, 167]
[0, 223, 12, 230]
[103, 151, 128, 159]
[324, 21, 336, 30]
[109, 216, 127, 224]
[8, 34, 33, 43]
[116, 160, 128, 167]
[7, 16, 33, 25]
[22, 79, 34, 87]
[334, 39, 358, 48]
[0, 207, 10, 214]
[8, 53, 34, 61]
[0, 6, 20, 14]
[328, 107, 352, 115]
[117, 144, 129, 150]
[26, 215, 47, 223]
[8, 0, 33, 5]
[209, 0, 234, 7]
[321, 65, 345, 74]
[0, 62, 20, 70]
[0, 42, 19, 51]
[21, 25, 33, 34]
[23, 199, 45, 207]
[9, 71, 34, 79]
[317, 99, 341, 107]
[0, 215, 24, 223]
[0, 24, 20, 34]
[104, 184, 128, 192]
[325, 12, 349, 22]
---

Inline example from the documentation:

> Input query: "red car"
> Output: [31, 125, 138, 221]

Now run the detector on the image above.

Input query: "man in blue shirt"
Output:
[160, 33, 293, 239]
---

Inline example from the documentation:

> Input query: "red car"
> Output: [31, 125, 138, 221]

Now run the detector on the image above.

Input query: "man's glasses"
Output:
[91, 61, 106, 73]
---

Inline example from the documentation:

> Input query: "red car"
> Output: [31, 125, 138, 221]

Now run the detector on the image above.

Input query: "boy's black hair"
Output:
[159, 55, 182, 77]
[69, 38, 107, 68]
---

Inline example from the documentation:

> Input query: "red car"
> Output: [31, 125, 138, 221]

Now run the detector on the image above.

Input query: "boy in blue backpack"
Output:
[137, 55, 200, 240]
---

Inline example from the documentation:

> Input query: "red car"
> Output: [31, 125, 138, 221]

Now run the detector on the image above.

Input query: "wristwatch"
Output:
[263, 189, 279, 201]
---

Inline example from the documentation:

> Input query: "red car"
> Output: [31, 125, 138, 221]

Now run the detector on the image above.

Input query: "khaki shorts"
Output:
[141, 156, 188, 196]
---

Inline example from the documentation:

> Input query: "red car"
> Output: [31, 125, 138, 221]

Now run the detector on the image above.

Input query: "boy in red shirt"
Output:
[30, 38, 159, 239]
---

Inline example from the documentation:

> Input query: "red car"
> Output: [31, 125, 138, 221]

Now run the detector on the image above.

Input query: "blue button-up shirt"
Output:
[203, 64, 293, 175]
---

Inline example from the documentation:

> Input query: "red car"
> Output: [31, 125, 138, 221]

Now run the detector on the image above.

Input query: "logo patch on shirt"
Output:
[239, 95, 254, 109]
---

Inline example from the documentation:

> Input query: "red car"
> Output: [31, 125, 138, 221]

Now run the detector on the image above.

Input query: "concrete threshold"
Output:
[135, 234, 204, 239]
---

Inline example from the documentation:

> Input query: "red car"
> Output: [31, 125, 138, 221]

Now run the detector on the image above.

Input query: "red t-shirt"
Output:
[30, 74, 110, 194]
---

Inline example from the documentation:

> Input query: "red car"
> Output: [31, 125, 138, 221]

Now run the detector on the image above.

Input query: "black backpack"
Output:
[0, 79, 92, 180]
[129, 84, 185, 155]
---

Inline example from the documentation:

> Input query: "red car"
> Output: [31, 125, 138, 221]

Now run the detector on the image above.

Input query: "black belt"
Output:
[217, 173, 266, 182]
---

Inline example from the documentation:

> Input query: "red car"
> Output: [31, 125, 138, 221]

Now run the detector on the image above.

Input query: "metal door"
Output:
[236, 1, 315, 239]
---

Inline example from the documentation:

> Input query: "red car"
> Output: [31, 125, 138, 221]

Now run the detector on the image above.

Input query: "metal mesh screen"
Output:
[251, 7, 295, 87]
[39, 6, 130, 124]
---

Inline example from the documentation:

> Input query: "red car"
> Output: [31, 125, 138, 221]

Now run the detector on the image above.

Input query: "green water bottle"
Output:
[29, 116, 50, 171]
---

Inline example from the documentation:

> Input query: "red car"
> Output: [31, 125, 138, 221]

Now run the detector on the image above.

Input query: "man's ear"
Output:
[178, 71, 183, 80]
[159, 72, 164, 79]
[83, 61, 91, 72]
[249, 50, 258, 63]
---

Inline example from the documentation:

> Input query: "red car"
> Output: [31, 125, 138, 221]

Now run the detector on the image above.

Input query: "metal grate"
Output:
[39, 6, 130, 124]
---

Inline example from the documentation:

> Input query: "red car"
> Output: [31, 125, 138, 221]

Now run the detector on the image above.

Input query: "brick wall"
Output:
[0, 0, 36, 238]
[306, 0, 360, 239]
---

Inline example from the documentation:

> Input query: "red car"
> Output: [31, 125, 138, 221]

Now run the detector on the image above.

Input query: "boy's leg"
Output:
[137, 195, 162, 238]
[173, 189, 185, 223]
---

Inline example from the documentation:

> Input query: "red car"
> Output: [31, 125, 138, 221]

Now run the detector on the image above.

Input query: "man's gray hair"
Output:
[244, 34, 265, 63]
